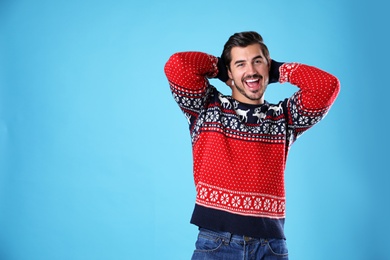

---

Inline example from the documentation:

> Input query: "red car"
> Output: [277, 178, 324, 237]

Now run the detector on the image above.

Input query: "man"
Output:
[164, 31, 340, 259]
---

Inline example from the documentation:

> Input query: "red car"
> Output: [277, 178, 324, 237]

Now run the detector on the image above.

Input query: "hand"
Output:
[269, 59, 284, 84]
[217, 58, 229, 83]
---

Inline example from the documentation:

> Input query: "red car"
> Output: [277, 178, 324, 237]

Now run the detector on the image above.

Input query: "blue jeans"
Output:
[191, 228, 288, 260]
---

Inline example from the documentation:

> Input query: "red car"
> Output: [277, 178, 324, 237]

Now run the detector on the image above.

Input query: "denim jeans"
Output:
[191, 228, 288, 260]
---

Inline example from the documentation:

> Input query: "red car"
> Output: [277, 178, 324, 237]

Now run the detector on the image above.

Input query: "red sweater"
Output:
[164, 52, 340, 238]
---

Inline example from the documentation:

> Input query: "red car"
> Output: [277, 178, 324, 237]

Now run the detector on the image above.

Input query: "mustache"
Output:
[242, 74, 263, 81]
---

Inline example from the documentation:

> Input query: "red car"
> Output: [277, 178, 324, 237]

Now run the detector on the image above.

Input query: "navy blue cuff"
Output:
[217, 58, 229, 82]
[269, 60, 284, 84]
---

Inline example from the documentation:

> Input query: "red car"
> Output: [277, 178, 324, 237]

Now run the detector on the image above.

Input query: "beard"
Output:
[235, 85, 263, 101]
[234, 74, 266, 101]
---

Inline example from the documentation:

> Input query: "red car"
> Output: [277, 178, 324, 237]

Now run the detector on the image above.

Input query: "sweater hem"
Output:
[190, 204, 286, 239]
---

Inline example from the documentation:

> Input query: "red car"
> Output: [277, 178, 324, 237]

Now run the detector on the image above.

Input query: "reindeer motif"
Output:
[233, 100, 239, 109]
[218, 94, 232, 109]
[235, 108, 250, 122]
[252, 107, 266, 123]
[269, 104, 283, 116]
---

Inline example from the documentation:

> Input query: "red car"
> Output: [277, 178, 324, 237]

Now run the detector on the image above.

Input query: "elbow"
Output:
[164, 52, 185, 79]
[164, 53, 178, 75]
[320, 76, 340, 107]
[330, 76, 341, 100]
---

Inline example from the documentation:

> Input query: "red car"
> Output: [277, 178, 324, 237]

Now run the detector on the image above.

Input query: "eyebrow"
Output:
[234, 55, 264, 65]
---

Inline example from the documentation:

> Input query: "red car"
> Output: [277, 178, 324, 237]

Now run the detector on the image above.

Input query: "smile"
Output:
[244, 77, 261, 91]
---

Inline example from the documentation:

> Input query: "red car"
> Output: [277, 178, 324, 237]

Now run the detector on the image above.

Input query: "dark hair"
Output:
[222, 31, 270, 69]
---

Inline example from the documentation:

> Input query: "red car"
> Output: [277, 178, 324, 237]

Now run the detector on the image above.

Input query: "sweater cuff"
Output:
[279, 63, 301, 83]
[269, 60, 284, 84]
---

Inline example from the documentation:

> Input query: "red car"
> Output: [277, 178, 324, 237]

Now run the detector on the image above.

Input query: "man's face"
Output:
[228, 43, 270, 105]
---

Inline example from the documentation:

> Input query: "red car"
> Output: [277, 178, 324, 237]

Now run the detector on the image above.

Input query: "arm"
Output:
[281, 63, 340, 110]
[279, 63, 340, 141]
[164, 52, 219, 93]
[164, 52, 225, 124]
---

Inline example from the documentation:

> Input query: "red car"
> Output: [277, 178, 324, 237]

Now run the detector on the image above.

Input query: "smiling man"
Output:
[229, 43, 270, 103]
[164, 31, 340, 260]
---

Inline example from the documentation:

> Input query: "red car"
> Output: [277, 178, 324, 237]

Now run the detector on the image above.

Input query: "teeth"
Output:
[246, 79, 258, 83]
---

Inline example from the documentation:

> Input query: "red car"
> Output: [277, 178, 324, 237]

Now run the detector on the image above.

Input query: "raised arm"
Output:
[164, 52, 220, 93]
[280, 63, 340, 110]
[280, 63, 340, 141]
[164, 52, 225, 126]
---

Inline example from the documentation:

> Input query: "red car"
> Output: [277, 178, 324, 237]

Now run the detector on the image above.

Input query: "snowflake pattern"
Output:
[210, 191, 219, 202]
[254, 198, 262, 209]
[196, 182, 286, 218]
[183, 97, 191, 107]
[199, 187, 208, 200]
[221, 193, 229, 205]
[232, 196, 241, 207]
[298, 116, 309, 125]
[243, 197, 252, 209]
[270, 125, 278, 135]
[174, 86, 327, 146]
[193, 99, 202, 109]
[229, 118, 238, 129]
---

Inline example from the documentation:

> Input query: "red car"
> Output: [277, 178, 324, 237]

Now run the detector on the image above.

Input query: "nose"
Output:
[247, 63, 256, 75]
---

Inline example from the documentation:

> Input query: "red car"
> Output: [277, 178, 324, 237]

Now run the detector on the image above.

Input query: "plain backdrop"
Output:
[1, 0, 389, 259]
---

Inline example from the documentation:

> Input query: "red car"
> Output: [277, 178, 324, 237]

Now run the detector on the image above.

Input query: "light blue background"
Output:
[1, 0, 389, 259]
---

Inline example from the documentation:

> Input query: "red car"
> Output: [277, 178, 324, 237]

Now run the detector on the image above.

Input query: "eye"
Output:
[255, 59, 262, 64]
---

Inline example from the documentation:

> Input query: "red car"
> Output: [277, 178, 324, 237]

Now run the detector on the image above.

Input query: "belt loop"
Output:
[223, 232, 232, 245]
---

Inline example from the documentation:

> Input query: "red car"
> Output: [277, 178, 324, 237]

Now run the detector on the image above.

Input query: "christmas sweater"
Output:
[164, 51, 340, 239]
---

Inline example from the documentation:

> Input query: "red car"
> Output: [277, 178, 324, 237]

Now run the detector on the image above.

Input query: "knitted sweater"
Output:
[164, 51, 340, 239]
